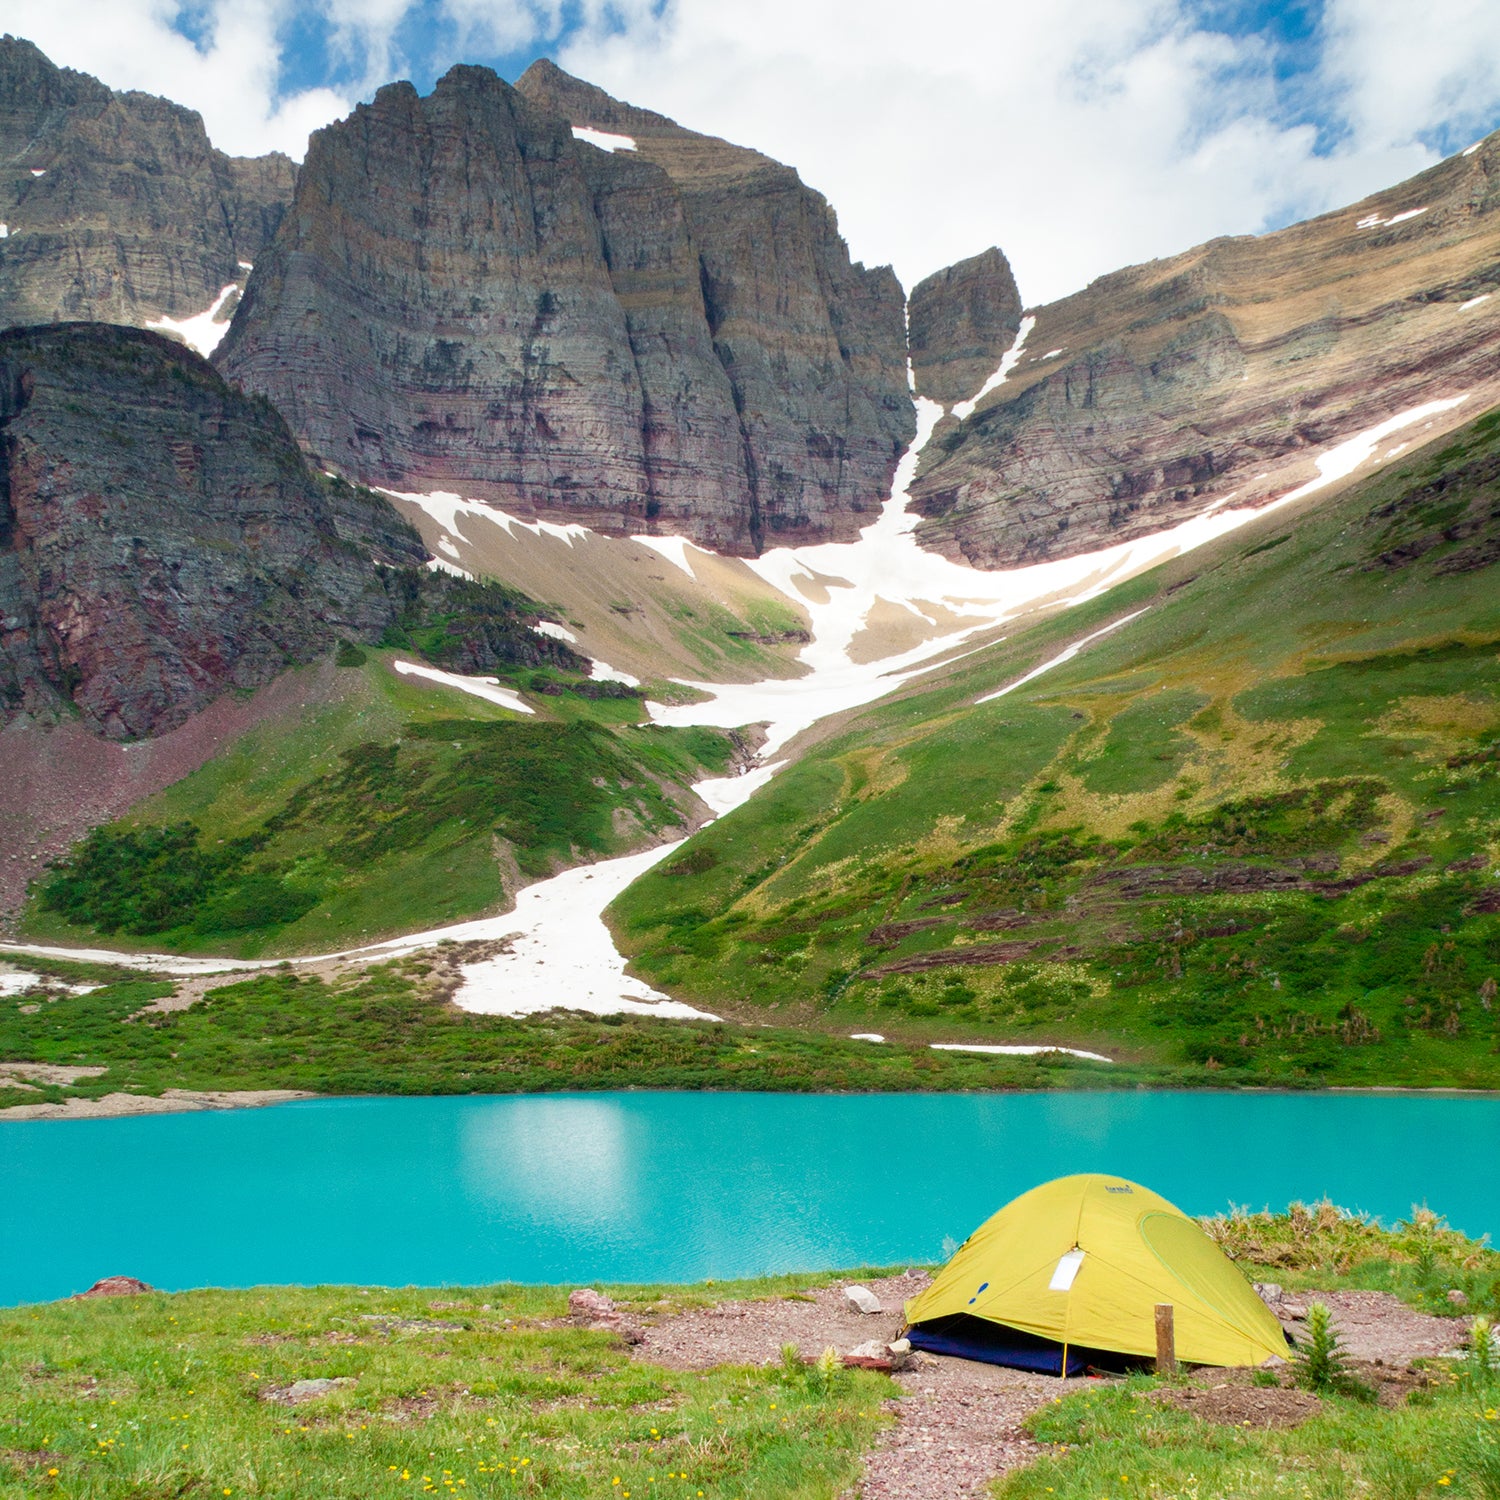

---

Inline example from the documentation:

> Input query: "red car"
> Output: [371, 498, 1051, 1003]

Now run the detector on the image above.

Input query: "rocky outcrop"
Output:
[909, 132, 1500, 567]
[0, 35, 294, 331]
[908, 247, 1022, 407]
[0, 324, 574, 740]
[217, 61, 913, 555]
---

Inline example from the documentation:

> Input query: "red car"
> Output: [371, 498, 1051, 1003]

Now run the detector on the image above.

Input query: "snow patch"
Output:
[437, 536, 462, 559]
[534, 620, 579, 644]
[392, 659, 533, 714]
[1462, 293, 1492, 311]
[634, 534, 702, 578]
[589, 658, 640, 687]
[1038, 348, 1064, 360]
[850, 1033, 885, 1043]
[0, 225, 8, 239]
[930, 1042, 1113, 1063]
[1463, 141, 1483, 157]
[425, 556, 473, 580]
[1356, 207, 1428, 230]
[29, 168, 44, 177]
[146, 281, 240, 357]
[952, 314, 1035, 420]
[975, 609, 1150, 704]
[571, 125, 637, 153]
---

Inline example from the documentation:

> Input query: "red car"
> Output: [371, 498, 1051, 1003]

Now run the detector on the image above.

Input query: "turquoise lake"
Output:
[3, 1090, 1497, 1307]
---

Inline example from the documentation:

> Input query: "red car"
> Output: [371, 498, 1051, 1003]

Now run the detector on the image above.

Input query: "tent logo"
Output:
[1105, 1185, 1134, 1193]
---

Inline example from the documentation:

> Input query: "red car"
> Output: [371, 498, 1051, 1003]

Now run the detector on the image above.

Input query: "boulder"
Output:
[75, 1275, 154, 1298]
[568, 1288, 617, 1320]
[844, 1285, 882, 1314]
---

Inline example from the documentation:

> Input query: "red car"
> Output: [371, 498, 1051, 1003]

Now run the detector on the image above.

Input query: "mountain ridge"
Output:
[216, 60, 913, 557]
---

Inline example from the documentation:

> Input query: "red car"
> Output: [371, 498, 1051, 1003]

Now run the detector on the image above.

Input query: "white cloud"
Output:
[4, 0, 1497, 303]
[1323, 0, 1500, 150]
[557, 0, 1485, 303]
[0, 0, 351, 158]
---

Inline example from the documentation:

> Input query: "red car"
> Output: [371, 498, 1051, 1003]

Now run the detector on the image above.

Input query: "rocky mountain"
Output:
[216, 61, 912, 556]
[907, 246, 1023, 408]
[0, 323, 575, 740]
[0, 37, 295, 333]
[908, 132, 1500, 567]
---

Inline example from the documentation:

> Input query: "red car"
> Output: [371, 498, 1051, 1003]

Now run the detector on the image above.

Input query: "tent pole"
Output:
[1060, 1340, 1068, 1379]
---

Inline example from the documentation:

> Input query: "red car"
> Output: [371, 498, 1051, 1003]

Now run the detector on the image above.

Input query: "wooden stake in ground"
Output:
[1155, 1303, 1177, 1376]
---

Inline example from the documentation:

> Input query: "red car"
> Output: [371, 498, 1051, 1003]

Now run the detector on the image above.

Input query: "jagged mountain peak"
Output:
[0, 36, 294, 333]
[217, 57, 913, 556]
[908, 245, 1023, 408]
[908, 122, 1500, 569]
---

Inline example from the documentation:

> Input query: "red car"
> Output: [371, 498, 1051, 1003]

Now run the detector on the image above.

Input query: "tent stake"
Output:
[1155, 1304, 1177, 1377]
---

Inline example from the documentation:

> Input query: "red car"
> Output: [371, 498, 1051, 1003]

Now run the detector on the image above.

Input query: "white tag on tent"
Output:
[1048, 1248, 1086, 1292]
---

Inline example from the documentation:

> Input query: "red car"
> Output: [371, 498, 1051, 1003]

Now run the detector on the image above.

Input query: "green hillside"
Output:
[610, 408, 1500, 1088]
[22, 650, 733, 958]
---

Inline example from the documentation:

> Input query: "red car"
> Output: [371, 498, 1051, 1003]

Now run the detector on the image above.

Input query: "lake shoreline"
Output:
[4, 1079, 1498, 1124]
[0, 1087, 316, 1122]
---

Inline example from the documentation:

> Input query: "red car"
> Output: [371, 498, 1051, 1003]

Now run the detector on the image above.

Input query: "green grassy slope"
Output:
[0, 1275, 892, 1500]
[2, 1214, 1493, 1499]
[610, 408, 1500, 1087]
[20, 651, 734, 959]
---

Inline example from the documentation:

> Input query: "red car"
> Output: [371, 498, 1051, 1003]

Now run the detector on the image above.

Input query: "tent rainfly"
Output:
[903, 1174, 1290, 1375]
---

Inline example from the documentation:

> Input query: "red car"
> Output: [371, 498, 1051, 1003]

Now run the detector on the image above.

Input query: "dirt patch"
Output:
[1150, 1376, 1322, 1428]
[632, 1271, 1068, 1500]
[0, 1062, 106, 1087]
[2, 1449, 64, 1475]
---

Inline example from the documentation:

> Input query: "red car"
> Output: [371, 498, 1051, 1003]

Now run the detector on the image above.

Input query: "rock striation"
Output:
[0, 35, 294, 332]
[217, 61, 913, 555]
[909, 132, 1500, 567]
[907, 246, 1023, 408]
[0, 324, 572, 740]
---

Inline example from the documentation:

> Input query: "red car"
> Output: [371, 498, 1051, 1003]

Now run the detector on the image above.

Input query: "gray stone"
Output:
[844, 1285, 882, 1314]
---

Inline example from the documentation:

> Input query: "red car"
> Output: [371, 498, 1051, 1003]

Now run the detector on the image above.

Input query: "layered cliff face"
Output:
[0, 324, 576, 740]
[0, 36, 295, 332]
[909, 132, 1500, 567]
[907, 246, 1023, 407]
[217, 61, 913, 555]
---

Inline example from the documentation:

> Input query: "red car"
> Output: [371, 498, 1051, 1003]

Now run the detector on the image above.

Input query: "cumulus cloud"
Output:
[0, 0, 351, 158]
[4, 0, 1498, 303]
[558, 0, 1475, 302]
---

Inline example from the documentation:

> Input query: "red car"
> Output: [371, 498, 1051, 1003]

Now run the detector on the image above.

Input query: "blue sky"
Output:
[5, 0, 1499, 301]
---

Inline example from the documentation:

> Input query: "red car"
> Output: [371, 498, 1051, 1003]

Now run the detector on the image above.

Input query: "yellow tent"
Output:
[903, 1174, 1289, 1374]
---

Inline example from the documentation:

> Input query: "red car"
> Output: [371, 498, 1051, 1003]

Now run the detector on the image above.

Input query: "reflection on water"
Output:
[462, 1097, 635, 1233]
[3, 1090, 1499, 1306]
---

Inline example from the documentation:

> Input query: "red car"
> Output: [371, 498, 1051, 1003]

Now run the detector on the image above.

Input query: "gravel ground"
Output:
[1293, 1288, 1468, 1362]
[633, 1271, 1079, 1500]
[631, 1275, 1471, 1498]
[0, 1088, 315, 1121]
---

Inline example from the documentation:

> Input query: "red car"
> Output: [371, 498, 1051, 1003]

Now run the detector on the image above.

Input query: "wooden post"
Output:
[1155, 1303, 1177, 1377]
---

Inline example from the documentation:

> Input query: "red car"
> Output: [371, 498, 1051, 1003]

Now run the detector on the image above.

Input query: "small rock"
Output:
[847, 1339, 889, 1360]
[1447, 1289, 1469, 1306]
[75, 1276, 155, 1299]
[1253, 1282, 1284, 1307]
[264, 1376, 356, 1405]
[1281, 1301, 1308, 1320]
[844, 1285, 882, 1315]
